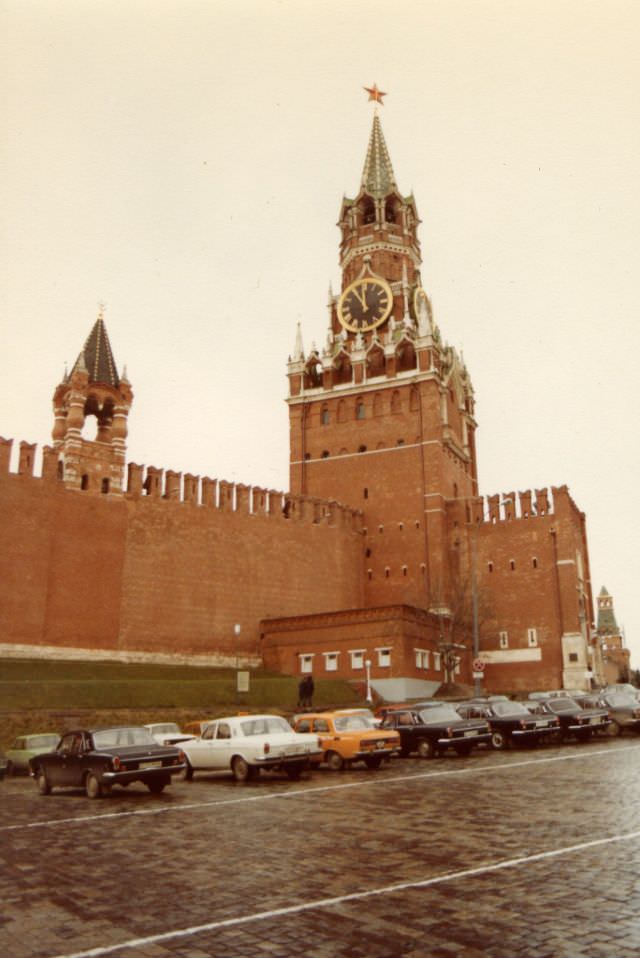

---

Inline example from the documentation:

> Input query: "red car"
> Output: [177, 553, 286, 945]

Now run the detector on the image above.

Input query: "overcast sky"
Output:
[2, 0, 639, 665]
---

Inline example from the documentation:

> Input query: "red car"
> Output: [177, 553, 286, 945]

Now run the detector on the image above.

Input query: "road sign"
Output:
[472, 658, 485, 672]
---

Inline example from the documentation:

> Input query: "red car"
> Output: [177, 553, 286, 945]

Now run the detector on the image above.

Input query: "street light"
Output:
[365, 659, 372, 703]
[234, 624, 241, 705]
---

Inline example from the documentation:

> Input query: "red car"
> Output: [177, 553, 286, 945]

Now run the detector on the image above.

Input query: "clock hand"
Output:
[352, 286, 368, 310]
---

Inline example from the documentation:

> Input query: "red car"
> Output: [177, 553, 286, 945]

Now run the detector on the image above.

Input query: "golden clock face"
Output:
[337, 277, 393, 332]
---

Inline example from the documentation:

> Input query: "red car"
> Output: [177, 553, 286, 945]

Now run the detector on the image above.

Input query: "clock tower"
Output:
[287, 108, 479, 615]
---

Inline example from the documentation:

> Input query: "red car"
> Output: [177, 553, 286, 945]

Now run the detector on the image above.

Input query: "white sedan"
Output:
[180, 714, 321, 782]
[144, 722, 197, 746]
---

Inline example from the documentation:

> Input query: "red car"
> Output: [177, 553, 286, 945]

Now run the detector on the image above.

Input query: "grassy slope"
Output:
[0, 659, 361, 747]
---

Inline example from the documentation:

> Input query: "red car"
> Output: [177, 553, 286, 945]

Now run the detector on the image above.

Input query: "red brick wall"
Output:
[0, 466, 364, 658]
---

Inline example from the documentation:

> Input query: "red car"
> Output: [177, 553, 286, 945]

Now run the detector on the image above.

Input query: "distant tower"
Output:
[287, 110, 478, 612]
[596, 586, 630, 683]
[51, 310, 133, 494]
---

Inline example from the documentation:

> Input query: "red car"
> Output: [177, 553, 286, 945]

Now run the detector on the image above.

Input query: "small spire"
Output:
[292, 323, 304, 362]
[121, 364, 129, 383]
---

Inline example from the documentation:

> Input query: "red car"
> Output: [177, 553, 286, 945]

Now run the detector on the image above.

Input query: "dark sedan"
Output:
[531, 697, 609, 742]
[29, 727, 186, 798]
[380, 705, 491, 758]
[457, 700, 559, 750]
[596, 691, 640, 737]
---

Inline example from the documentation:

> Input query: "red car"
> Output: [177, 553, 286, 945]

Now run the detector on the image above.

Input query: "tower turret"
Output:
[51, 309, 133, 494]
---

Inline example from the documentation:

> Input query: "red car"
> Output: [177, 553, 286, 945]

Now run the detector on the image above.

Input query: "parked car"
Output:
[456, 700, 559, 750]
[595, 691, 640, 737]
[0, 748, 7, 780]
[144, 722, 198, 745]
[529, 696, 609, 741]
[6, 733, 60, 775]
[180, 714, 322, 782]
[603, 684, 640, 702]
[292, 711, 400, 770]
[29, 727, 186, 798]
[380, 705, 491, 758]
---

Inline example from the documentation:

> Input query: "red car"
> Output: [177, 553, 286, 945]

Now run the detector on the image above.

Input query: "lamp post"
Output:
[234, 623, 241, 705]
[365, 659, 372, 703]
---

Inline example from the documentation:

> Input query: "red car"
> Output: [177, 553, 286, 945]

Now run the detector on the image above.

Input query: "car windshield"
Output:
[492, 701, 528, 716]
[547, 699, 578, 713]
[240, 717, 291, 736]
[418, 706, 460, 724]
[334, 715, 371, 731]
[28, 734, 59, 749]
[151, 723, 181, 735]
[93, 727, 157, 748]
[605, 693, 637, 707]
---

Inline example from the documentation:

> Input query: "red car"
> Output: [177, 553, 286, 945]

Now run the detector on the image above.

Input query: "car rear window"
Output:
[240, 717, 291, 736]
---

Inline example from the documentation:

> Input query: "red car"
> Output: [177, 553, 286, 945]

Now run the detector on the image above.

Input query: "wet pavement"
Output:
[1, 737, 639, 958]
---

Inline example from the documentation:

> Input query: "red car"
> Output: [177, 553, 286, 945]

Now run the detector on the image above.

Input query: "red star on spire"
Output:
[363, 83, 387, 105]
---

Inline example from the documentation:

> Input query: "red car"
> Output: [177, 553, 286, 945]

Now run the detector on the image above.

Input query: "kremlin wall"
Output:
[0, 110, 603, 696]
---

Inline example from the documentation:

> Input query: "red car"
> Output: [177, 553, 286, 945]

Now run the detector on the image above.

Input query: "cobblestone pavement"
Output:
[1, 738, 640, 958]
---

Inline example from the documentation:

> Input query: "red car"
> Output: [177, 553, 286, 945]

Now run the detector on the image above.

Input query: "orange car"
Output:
[292, 711, 400, 770]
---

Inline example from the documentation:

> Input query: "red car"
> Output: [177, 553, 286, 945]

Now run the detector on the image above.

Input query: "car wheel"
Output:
[85, 773, 103, 799]
[232, 756, 251, 782]
[606, 720, 621, 738]
[416, 738, 435, 759]
[177, 759, 194, 782]
[364, 756, 382, 770]
[491, 730, 508, 751]
[36, 767, 51, 796]
[285, 766, 302, 780]
[326, 750, 344, 771]
[147, 779, 167, 794]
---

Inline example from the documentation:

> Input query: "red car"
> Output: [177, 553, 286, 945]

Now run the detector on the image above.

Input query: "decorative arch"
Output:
[303, 355, 322, 389]
[366, 343, 385, 378]
[333, 351, 352, 385]
[396, 339, 417, 373]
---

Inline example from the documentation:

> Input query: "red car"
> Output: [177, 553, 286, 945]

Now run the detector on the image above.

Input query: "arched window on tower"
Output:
[384, 198, 398, 223]
[396, 341, 417, 373]
[355, 398, 365, 420]
[81, 474, 89, 491]
[303, 356, 322, 389]
[57, 460, 64, 481]
[361, 197, 376, 225]
[391, 390, 401, 413]
[333, 353, 352, 386]
[321, 406, 330, 425]
[366, 345, 385, 378]
[101, 478, 110, 494]
[409, 387, 419, 412]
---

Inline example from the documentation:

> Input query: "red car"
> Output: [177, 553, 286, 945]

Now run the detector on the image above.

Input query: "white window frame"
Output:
[323, 651, 339, 672]
[299, 653, 314, 674]
[349, 649, 365, 670]
[499, 631, 509, 650]
[414, 648, 430, 670]
[527, 628, 538, 648]
[375, 647, 391, 668]
[433, 652, 441, 671]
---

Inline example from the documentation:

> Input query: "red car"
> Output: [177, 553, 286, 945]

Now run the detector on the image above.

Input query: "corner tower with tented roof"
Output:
[287, 108, 478, 614]
[51, 310, 133, 495]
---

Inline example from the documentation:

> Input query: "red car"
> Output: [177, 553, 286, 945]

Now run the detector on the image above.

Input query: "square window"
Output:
[350, 650, 364, 670]
[299, 654, 313, 674]
[377, 648, 391, 668]
[324, 652, 338, 672]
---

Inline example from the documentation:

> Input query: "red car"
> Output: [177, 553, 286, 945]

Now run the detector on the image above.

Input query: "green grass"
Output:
[0, 658, 361, 746]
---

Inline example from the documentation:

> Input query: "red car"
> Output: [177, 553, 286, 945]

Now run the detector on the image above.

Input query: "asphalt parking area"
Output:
[2, 739, 639, 958]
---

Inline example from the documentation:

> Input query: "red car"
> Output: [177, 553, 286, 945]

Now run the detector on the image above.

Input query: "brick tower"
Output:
[287, 110, 478, 614]
[51, 310, 133, 494]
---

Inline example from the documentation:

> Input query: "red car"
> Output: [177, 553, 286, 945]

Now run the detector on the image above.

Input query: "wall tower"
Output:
[51, 310, 133, 495]
[287, 111, 478, 614]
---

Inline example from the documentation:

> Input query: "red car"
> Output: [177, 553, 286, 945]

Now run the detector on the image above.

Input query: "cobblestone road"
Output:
[2, 738, 639, 958]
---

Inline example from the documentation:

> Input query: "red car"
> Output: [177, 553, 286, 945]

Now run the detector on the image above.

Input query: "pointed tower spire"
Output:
[70, 308, 120, 387]
[292, 322, 304, 362]
[360, 113, 398, 198]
